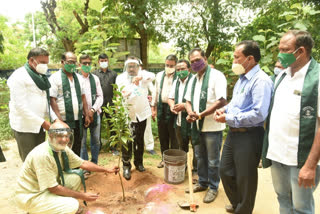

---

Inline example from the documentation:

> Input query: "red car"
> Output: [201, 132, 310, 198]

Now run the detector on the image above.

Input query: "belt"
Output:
[229, 127, 261, 133]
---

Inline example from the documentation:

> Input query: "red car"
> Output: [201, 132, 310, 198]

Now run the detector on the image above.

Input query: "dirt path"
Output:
[1, 140, 319, 214]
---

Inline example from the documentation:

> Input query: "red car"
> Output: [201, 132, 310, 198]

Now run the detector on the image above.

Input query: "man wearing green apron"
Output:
[262, 30, 320, 214]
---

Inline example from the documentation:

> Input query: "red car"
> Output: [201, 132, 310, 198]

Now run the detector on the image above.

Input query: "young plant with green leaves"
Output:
[102, 84, 133, 202]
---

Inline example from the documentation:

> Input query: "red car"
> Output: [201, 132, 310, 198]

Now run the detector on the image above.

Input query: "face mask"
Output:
[232, 57, 249, 75]
[64, 64, 76, 73]
[277, 48, 301, 68]
[100, 61, 108, 69]
[191, 59, 206, 72]
[32, 58, 48, 75]
[273, 67, 283, 75]
[165, 67, 175, 75]
[178, 70, 189, 80]
[81, 65, 91, 73]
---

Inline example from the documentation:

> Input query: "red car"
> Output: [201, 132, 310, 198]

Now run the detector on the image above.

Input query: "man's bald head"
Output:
[49, 120, 70, 130]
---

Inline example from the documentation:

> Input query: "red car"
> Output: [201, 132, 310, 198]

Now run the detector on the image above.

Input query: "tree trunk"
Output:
[139, 30, 148, 69]
[205, 43, 214, 59]
[62, 38, 75, 52]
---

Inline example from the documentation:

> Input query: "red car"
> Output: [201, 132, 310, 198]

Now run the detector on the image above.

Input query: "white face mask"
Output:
[231, 57, 249, 75]
[100, 61, 108, 69]
[165, 67, 175, 75]
[273, 67, 283, 75]
[33, 59, 48, 75]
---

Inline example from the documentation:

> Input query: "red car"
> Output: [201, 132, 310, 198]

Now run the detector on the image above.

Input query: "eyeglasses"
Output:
[64, 60, 77, 65]
[81, 62, 91, 66]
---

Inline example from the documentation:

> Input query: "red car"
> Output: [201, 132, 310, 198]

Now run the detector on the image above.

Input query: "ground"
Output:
[1, 139, 320, 214]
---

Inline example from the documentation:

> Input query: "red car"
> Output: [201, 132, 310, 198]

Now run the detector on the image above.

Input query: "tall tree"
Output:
[101, 0, 170, 68]
[40, 0, 90, 52]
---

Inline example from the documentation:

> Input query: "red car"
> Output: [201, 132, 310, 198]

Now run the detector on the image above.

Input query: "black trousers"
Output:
[13, 127, 45, 161]
[158, 104, 178, 157]
[220, 127, 264, 214]
[122, 119, 147, 168]
[69, 120, 81, 156]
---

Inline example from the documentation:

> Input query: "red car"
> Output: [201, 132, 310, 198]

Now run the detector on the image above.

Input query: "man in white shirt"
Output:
[78, 54, 103, 167]
[116, 56, 154, 180]
[151, 54, 178, 168]
[262, 30, 320, 214]
[49, 52, 90, 157]
[185, 48, 227, 203]
[8, 48, 52, 161]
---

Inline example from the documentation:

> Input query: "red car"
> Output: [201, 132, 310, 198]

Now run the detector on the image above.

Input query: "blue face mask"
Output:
[274, 67, 283, 75]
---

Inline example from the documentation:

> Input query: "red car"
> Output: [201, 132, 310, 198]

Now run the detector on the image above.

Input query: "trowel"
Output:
[178, 152, 198, 212]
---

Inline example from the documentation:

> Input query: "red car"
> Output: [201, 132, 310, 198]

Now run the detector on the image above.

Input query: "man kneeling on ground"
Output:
[13, 120, 119, 214]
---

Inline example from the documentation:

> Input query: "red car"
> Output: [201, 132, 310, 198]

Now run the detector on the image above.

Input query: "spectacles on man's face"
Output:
[81, 62, 91, 66]
[64, 60, 77, 65]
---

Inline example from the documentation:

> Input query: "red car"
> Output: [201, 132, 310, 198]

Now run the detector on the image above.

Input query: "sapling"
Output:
[103, 85, 133, 202]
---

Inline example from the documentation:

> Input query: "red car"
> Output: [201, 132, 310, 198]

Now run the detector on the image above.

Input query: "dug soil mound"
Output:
[83, 170, 184, 214]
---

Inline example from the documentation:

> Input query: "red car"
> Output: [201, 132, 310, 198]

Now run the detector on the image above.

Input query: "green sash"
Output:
[51, 148, 87, 205]
[190, 66, 211, 145]
[24, 63, 51, 120]
[174, 73, 193, 138]
[89, 74, 97, 127]
[157, 71, 177, 122]
[262, 58, 319, 168]
[61, 70, 83, 133]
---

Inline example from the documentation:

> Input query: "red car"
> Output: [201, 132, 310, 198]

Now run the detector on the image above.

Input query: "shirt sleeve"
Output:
[49, 73, 59, 98]
[7, 70, 45, 127]
[92, 76, 104, 111]
[214, 71, 227, 100]
[225, 76, 273, 127]
[168, 80, 177, 99]
[184, 76, 194, 102]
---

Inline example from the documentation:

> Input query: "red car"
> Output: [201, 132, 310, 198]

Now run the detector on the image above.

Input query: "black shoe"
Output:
[203, 189, 218, 203]
[185, 183, 207, 193]
[123, 167, 131, 180]
[136, 164, 146, 172]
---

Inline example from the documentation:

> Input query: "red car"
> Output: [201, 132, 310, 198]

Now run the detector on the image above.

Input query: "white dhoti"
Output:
[14, 173, 81, 214]
[144, 116, 155, 151]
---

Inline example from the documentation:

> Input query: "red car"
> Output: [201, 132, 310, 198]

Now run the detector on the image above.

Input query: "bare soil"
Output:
[1, 139, 320, 214]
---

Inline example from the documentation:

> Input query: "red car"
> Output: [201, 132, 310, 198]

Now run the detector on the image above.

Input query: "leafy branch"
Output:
[102, 84, 133, 202]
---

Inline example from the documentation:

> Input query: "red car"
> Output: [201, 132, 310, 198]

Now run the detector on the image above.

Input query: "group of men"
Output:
[6, 29, 320, 214]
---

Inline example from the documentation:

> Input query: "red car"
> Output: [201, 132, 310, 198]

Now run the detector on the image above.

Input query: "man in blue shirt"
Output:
[214, 40, 273, 213]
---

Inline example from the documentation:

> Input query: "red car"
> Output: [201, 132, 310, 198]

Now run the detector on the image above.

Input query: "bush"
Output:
[0, 78, 13, 141]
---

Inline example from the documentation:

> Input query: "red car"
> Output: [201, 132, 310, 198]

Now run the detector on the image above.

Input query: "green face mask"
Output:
[64, 64, 76, 73]
[277, 48, 300, 68]
[178, 70, 189, 80]
[81, 65, 91, 73]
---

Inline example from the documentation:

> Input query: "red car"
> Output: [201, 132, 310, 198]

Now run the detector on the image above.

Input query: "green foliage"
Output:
[0, 15, 29, 69]
[0, 78, 13, 141]
[238, 1, 320, 74]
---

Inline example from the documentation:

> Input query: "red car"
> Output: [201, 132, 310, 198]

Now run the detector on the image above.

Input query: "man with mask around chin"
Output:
[116, 56, 155, 180]
[13, 120, 119, 214]
[151, 54, 179, 168]
[214, 40, 273, 213]
[8, 47, 54, 161]
[184, 48, 227, 203]
[49, 52, 91, 157]
[262, 30, 320, 214]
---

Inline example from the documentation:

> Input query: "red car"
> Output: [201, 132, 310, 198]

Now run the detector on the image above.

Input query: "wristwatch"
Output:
[90, 108, 95, 113]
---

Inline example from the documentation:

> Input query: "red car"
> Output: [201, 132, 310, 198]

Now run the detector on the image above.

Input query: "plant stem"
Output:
[118, 150, 126, 202]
